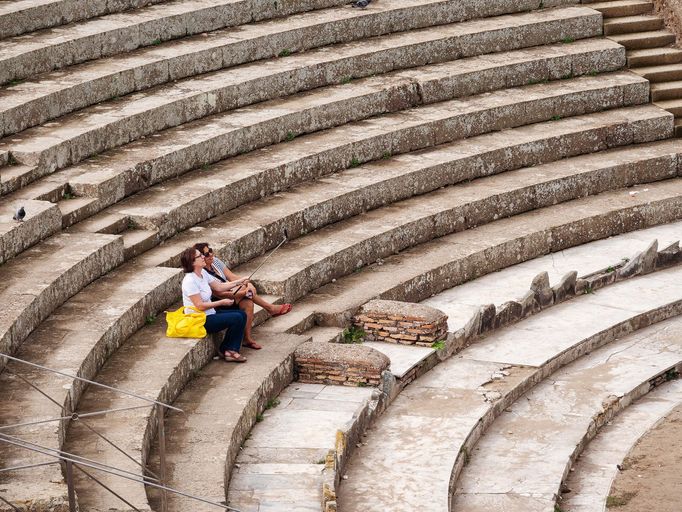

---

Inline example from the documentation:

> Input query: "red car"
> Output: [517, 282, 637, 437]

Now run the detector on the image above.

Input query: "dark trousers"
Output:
[204, 310, 247, 353]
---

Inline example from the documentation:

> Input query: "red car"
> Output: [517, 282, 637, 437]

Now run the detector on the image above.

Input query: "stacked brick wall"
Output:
[294, 342, 389, 387]
[354, 299, 448, 347]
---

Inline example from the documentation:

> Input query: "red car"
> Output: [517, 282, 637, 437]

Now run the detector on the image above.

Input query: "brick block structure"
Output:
[354, 299, 448, 347]
[294, 342, 390, 387]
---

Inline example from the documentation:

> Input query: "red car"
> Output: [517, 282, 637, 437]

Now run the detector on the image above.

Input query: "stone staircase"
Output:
[587, 0, 682, 135]
[2, 0, 682, 510]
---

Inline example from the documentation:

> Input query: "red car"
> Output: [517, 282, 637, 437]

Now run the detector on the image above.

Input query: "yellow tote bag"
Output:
[166, 305, 207, 338]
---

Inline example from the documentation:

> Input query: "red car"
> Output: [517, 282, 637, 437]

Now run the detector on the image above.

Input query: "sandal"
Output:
[223, 351, 247, 363]
[271, 303, 293, 317]
[243, 340, 262, 350]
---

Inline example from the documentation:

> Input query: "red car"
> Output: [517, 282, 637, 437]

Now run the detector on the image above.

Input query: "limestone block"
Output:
[494, 300, 523, 329]
[618, 240, 658, 279]
[656, 240, 682, 268]
[531, 271, 554, 308]
[478, 303, 496, 334]
[552, 271, 577, 304]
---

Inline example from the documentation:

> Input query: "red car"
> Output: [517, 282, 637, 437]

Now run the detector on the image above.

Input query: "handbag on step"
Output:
[165, 305, 207, 338]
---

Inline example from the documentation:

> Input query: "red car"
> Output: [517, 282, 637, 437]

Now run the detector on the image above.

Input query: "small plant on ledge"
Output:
[342, 325, 365, 344]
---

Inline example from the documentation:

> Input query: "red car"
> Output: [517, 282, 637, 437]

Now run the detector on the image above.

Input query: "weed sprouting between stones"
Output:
[265, 398, 280, 410]
[341, 76, 353, 85]
[278, 48, 291, 58]
[145, 314, 156, 325]
[256, 413, 264, 423]
[606, 492, 637, 508]
[431, 340, 445, 350]
[342, 326, 365, 344]
[349, 158, 361, 168]
[561, 36, 575, 44]
[285, 131, 296, 141]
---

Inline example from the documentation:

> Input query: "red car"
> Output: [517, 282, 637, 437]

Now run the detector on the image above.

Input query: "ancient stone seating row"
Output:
[0, 5, 603, 195]
[0, 0, 580, 139]
[0, 0, 166, 39]
[4, 3, 682, 511]
[451, 312, 682, 512]
[2, 105, 680, 509]
[138, 180, 682, 509]
[0, 0, 355, 85]
[561, 378, 682, 512]
[220, 222, 680, 511]
[0, 6, 609, 265]
[339, 265, 682, 511]
[586, 0, 682, 134]
[0, 18, 650, 373]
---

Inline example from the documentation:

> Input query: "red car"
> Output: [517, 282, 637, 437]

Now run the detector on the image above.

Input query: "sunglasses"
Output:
[194, 254, 205, 260]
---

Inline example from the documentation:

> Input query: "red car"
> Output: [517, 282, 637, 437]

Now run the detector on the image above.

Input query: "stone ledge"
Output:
[294, 342, 390, 387]
[354, 299, 448, 346]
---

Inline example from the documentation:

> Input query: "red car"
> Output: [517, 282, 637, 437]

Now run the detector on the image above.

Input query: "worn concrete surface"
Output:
[452, 316, 682, 511]
[561, 379, 682, 512]
[339, 266, 682, 512]
[227, 383, 373, 512]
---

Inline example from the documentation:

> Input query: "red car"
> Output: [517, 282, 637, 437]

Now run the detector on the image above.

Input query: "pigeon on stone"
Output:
[13, 206, 25, 222]
[352, 0, 371, 8]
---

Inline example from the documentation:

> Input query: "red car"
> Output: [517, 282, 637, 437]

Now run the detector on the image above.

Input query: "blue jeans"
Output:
[204, 310, 247, 354]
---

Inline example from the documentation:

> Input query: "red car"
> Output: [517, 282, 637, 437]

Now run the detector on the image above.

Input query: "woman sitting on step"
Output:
[194, 243, 292, 350]
[180, 247, 248, 363]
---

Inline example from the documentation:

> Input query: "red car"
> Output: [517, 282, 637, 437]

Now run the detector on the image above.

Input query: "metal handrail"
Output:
[0, 353, 183, 411]
[0, 353, 239, 511]
[0, 432, 239, 511]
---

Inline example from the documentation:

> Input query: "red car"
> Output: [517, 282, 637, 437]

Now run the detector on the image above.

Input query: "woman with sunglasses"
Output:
[180, 247, 249, 363]
[194, 243, 292, 350]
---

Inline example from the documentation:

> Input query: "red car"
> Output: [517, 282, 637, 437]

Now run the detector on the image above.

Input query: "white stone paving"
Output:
[560, 379, 682, 512]
[452, 315, 682, 512]
[423, 220, 682, 331]
[227, 383, 373, 512]
[337, 264, 682, 512]
[363, 341, 434, 378]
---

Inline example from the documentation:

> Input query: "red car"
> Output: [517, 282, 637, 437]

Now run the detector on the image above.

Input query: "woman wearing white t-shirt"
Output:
[180, 247, 249, 363]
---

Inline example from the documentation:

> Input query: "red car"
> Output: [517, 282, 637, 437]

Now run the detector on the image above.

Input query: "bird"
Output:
[352, 0, 371, 8]
[13, 206, 25, 222]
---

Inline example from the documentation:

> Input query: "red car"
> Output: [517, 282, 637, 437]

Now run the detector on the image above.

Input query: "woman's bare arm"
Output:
[188, 293, 233, 311]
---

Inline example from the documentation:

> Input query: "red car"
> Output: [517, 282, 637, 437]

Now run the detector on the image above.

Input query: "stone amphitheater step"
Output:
[0, 232, 123, 362]
[654, 98, 682, 117]
[264, 177, 682, 336]
[0, 265, 180, 510]
[94, 102, 667, 263]
[651, 80, 682, 101]
[227, 383, 375, 512]
[0, 5, 605, 194]
[0, 6, 606, 141]
[0, 198, 61, 264]
[0, 0, 166, 39]
[424, 221, 682, 333]
[0, 0, 359, 85]
[237, 137, 680, 303]
[634, 62, 682, 82]
[628, 47, 682, 67]
[44, 71, 653, 245]
[585, 0, 653, 18]
[610, 29, 677, 50]
[139, 329, 308, 512]
[560, 378, 682, 511]
[603, 14, 663, 35]
[451, 314, 682, 512]
[153, 180, 682, 510]
[338, 266, 682, 512]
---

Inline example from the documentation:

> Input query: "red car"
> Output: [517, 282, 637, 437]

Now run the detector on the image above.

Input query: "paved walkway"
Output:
[226, 383, 374, 512]
[337, 264, 682, 512]
[560, 379, 682, 512]
[452, 315, 682, 511]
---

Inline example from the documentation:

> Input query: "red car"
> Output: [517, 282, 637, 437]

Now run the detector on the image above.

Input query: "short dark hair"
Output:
[180, 247, 197, 273]
[194, 242, 212, 256]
